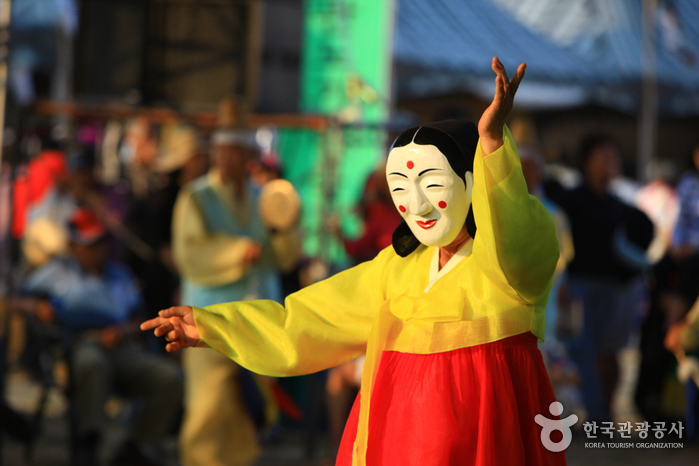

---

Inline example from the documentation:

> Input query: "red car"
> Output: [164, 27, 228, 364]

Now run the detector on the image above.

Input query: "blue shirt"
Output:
[672, 171, 699, 249]
[22, 258, 143, 331]
[180, 176, 282, 308]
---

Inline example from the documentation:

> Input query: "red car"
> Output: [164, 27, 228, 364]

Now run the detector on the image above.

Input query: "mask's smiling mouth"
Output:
[416, 219, 437, 229]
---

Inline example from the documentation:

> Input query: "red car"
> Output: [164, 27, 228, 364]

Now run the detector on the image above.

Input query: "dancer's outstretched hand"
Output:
[478, 57, 526, 156]
[141, 306, 201, 352]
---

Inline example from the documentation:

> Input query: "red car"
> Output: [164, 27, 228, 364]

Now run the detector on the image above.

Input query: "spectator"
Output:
[172, 128, 301, 466]
[11, 136, 68, 241]
[18, 142, 135, 277]
[126, 123, 208, 332]
[667, 141, 699, 317]
[548, 134, 654, 422]
[21, 208, 182, 466]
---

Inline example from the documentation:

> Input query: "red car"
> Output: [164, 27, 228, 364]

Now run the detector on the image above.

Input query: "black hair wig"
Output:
[390, 120, 479, 257]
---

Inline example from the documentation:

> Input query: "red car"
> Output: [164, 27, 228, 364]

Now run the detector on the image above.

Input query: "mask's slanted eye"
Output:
[426, 184, 444, 188]
[418, 168, 440, 176]
[392, 187, 405, 192]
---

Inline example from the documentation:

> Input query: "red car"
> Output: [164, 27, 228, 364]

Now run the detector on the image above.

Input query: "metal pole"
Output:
[0, 2, 11, 463]
[0, 0, 11, 166]
[0, 0, 11, 288]
[638, 0, 658, 183]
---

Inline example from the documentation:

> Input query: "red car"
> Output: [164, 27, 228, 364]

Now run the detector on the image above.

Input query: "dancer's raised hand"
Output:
[478, 57, 526, 156]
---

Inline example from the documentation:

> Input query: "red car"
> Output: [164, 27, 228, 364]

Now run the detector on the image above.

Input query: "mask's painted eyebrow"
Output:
[418, 168, 441, 177]
[388, 172, 407, 178]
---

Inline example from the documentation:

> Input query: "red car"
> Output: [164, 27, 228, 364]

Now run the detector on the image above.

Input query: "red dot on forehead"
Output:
[399, 205, 406, 213]
[406, 161, 414, 169]
[438, 201, 447, 209]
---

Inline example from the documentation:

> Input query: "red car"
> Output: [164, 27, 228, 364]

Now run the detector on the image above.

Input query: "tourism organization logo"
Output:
[535, 401, 685, 451]
[535, 401, 578, 452]
[581, 420, 685, 450]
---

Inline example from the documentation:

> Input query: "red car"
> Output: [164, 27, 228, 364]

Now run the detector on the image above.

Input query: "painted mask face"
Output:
[386, 142, 473, 247]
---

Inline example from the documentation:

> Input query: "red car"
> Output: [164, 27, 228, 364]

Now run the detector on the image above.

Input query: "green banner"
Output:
[301, 0, 392, 120]
[279, 0, 394, 264]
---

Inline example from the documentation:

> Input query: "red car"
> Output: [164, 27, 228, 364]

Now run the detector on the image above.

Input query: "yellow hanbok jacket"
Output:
[193, 127, 559, 464]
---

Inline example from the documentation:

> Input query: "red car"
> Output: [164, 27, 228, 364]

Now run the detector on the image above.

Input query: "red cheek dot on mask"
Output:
[438, 201, 447, 209]
[407, 161, 414, 169]
[399, 205, 406, 213]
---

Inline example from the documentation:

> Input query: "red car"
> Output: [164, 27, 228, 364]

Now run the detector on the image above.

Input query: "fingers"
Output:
[165, 328, 187, 352]
[491, 57, 527, 93]
[490, 58, 527, 113]
[140, 317, 178, 339]
[510, 63, 527, 94]
[166, 341, 182, 353]
[140, 317, 161, 331]
[165, 329, 180, 342]
[159, 306, 187, 318]
[492, 56, 509, 83]
[491, 57, 510, 105]
[493, 71, 504, 96]
[153, 321, 175, 337]
[516, 63, 527, 81]
[492, 58, 507, 93]
[142, 306, 196, 352]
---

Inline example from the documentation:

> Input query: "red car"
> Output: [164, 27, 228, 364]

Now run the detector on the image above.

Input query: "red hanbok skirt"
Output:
[336, 332, 567, 465]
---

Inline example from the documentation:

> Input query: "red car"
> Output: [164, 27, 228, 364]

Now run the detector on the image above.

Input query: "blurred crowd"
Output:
[0, 99, 308, 466]
[0, 100, 698, 466]
[0, 1, 697, 465]
[513, 124, 699, 441]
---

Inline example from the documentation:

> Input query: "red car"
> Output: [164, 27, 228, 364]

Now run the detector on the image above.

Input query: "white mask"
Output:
[386, 141, 473, 247]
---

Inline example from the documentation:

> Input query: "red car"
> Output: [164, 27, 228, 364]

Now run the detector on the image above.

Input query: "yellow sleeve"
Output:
[172, 186, 255, 286]
[552, 210, 575, 274]
[472, 126, 559, 304]
[192, 247, 393, 377]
